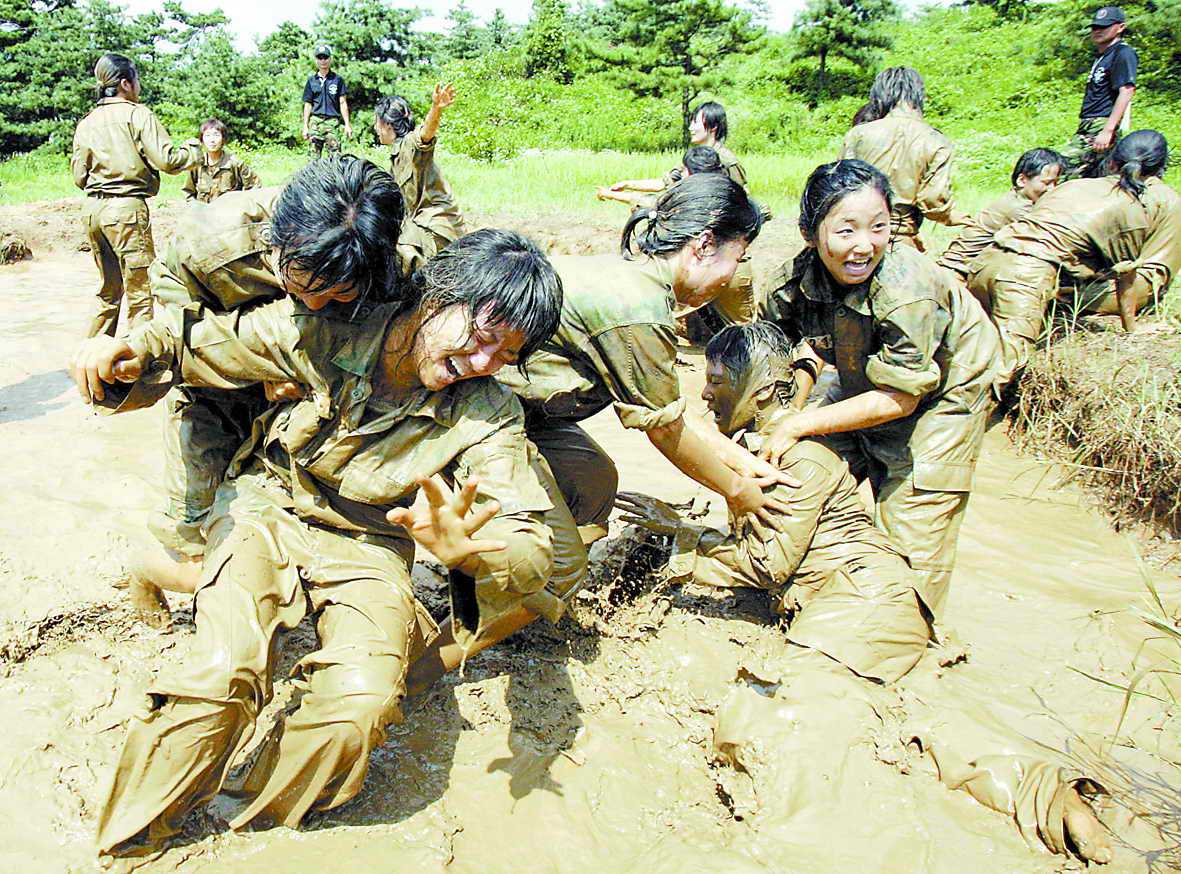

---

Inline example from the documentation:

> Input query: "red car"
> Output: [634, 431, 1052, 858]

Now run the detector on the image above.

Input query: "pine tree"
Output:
[791, 0, 898, 100]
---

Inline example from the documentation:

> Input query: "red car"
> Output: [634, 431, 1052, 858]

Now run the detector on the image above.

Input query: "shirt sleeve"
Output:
[1125, 198, 1181, 300]
[864, 299, 948, 398]
[671, 455, 834, 589]
[302, 78, 314, 103]
[70, 140, 88, 190]
[916, 139, 956, 224]
[237, 158, 262, 191]
[182, 167, 198, 200]
[1110, 45, 1137, 89]
[592, 324, 685, 430]
[336, 76, 348, 97]
[134, 108, 200, 175]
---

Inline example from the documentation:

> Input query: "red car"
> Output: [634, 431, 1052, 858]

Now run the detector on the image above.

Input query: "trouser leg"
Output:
[230, 574, 419, 828]
[83, 201, 124, 339]
[103, 198, 156, 332]
[527, 418, 617, 541]
[96, 514, 307, 853]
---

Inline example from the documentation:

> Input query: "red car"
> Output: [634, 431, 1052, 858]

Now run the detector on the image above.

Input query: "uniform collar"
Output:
[96, 97, 134, 107]
[637, 255, 678, 305]
[886, 104, 924, 121]
[790, 248, 874, 316]
[204, 151, 233, 171]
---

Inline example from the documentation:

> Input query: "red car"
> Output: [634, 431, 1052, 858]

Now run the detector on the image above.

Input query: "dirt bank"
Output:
[1, 202, 1179, 873]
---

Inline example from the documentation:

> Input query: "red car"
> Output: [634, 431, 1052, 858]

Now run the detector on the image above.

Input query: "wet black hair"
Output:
[199, 118, 228, 140]
[405, 229, 563, 370]
[851, 102, 880, 127]
[1106, 129, 1169, 200]
[682, 145, 723, 175]
[620, 173, 763, 259]
[706, 321, 793, 381]
[868, 66, 926, 116]
[271, 155, 405, 307]
[798, 159, 894, 243]
[691, 101, 728, 142]
[96, 53, 137, 99]
[374, 95, 415, 138]
[1010, 148, 1064, 187]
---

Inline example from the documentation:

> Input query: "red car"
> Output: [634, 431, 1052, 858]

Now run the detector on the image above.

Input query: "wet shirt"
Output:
[1079, 42, 1137, 119]
[664, 144, 748, 188]
[182, 151, 262, 203]
[938, 188, 1033, 278]
[71, 97, 201, 197]
[761, 244, 998, 488]
[389, 128, 465, 243]
[497, 253, 686, 431]
[839, 105, 956, 225]
[124, 296, 556, 600]
[302, 72, 347, 118]
[991, 175, 1181, 301]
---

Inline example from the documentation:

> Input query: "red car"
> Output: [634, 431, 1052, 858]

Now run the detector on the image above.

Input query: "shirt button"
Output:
[352, 387, 364, 399]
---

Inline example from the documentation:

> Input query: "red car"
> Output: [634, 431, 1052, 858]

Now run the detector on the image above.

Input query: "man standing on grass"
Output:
[302, 45, 352, 158]
[1060, 5, 1137, 179]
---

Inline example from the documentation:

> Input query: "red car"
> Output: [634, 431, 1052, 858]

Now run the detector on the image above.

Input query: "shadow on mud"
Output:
[0, 368, 73, 424]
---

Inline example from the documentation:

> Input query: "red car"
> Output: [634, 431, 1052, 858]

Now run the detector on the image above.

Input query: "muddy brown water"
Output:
[1, 243, 1179, 873]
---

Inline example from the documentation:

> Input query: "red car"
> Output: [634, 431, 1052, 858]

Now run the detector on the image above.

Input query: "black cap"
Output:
[1090, 6, 1125, 26]
[314, 44, 332, 58]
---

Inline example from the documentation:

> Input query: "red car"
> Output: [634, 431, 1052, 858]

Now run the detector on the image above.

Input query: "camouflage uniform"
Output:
[671, 425, 930, 683]
[762, 245, 999, 616]
[968, 175, 1181, 386]
[937, 188, 1034, 280]
[840, 105, 958, 250]
[146, 187, 430, 559]
[389, 127, 467, 260]
[307, 114, 344, 157]
[71, 96, 201, 337]
[95, 295, 584, 853]
[497, 254, 688, 540]
[1058, 116, 1117, 181]
[181, 151, 262, 203]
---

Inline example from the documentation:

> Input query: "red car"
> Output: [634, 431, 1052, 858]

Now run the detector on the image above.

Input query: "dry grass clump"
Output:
[1010, 322, 1181, 536]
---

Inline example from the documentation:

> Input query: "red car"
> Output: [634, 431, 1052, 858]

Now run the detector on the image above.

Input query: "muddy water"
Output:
[0, 253, 1178, 873]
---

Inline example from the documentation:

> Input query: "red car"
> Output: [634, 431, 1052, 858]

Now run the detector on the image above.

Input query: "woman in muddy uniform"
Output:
[373, 82, 467, 268]
[71, 230, 584, 855]
[968, 129, 1181, 388]
[759, 159, 999, 618]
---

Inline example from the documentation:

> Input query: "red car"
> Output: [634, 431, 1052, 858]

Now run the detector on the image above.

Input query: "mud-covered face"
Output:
[677, 237, 749, 308]
[274, 249, 360, 310]
[1017, 164, 1061, 202]
[702, 357, 765, 435]
[412, 302, 526, 390]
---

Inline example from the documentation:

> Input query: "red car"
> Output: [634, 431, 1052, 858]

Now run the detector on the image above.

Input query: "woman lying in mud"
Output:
[401, 172, 787, 696]
[968, 129, 1181, 387]
[760, 158, 999, 618]
[618, 321, 1112, 864]
[70, 230, 586, 856]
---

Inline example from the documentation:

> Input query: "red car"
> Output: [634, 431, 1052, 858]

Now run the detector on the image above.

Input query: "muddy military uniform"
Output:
[497, 253, 687, 541]
[664, 145, 759, 335]
[71, 97, 201, 337]
[181, 151, 262, 203]
[145, 187, 431, 559]
[968, 175, 1181, 386]
[762, 245, 999, 616]
[937, 188, 1034, 281]
[95, 295, 584, 853]
[389, 126, 467, 264]
[840, 105, 958, 250]
[670, 423, 930, 683]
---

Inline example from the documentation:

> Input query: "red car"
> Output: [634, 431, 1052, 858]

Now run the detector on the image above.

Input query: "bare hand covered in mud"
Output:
[70, 336, 141, 403]
[726, 475, 791, 525]
[264, 380, 304, 402]
[386, 476, 505, 575]
[615, 492, 682, 536]
[759, 414, 806, 468]
[432, 81, 457, 111]
[721, 440, 800, 490]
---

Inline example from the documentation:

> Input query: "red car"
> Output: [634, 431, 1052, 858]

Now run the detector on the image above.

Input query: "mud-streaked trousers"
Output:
[526, 417, 617, 543]
[96, 472, 433, 853]
[81, 196, 155, 338]
[967, 248, 1056, 390]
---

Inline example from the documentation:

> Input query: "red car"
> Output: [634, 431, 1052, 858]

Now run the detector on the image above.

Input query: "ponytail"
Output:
[620, 173, 762, 260]
[1108, 130, 1169, 201]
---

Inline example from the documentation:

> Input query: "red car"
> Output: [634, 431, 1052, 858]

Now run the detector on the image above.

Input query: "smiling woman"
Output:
[70, 228, 588, 856]
[759, 158, 1001, 618]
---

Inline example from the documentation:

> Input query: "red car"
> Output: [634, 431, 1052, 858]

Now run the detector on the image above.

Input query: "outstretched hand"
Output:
[70, 336, 142, 404]
[432, 82, 457, 112]
[387, 476, 505, 574]
[615, 492, 683, 536]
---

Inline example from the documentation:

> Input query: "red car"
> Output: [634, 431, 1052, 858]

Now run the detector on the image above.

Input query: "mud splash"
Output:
[1, 244, 1179, 873]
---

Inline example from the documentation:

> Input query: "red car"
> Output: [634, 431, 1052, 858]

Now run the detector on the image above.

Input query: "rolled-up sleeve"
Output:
[864, 300, 947, 397]
[1129, 201, 1181, 300]
[594, 324, 684, 431]
[917, 141, 956, 225]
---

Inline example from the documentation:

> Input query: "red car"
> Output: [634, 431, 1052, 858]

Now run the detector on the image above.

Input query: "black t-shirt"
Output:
[1079, 42, 1137, 119]
[302, 72, 347, 118]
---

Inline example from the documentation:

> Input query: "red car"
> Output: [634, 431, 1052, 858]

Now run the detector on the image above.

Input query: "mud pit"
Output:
[1, 202, 1179, 873]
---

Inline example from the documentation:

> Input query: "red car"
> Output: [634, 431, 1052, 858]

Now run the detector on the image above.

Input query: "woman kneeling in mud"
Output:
[760, 158, 999, 619]
[71, 230, 582, 855]
[403, 173, 792, 695]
